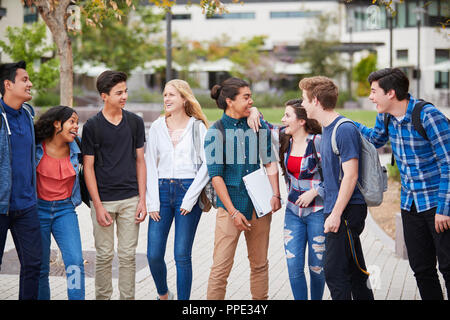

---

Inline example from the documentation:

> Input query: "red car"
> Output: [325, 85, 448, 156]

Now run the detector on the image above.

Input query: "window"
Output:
[396, 49, 408, 61]
[24, 4, 38, 24]
[429, 0, 450, 27]
[395, 2, 406, 28]
[270, 11, 321, 19]
[407, 1, 417, 27]
[163, 14, 191, 20]
[435, 49, 449, 89]
[207, 12, 255, 20]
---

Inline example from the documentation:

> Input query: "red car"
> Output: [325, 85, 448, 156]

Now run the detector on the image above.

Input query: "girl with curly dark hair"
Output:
[34, 105, 85, 300]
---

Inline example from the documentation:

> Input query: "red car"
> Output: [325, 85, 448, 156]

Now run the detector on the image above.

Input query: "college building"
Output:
[0, 0, 448, 107]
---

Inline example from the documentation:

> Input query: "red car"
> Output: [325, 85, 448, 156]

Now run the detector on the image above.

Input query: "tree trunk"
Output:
[36, 0, 73, 106]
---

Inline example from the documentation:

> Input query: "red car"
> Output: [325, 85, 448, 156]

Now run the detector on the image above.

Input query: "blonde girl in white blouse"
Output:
[144, 79, 209, 300]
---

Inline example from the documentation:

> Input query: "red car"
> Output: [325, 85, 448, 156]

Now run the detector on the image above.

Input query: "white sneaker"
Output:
[157, 290, 174, 300]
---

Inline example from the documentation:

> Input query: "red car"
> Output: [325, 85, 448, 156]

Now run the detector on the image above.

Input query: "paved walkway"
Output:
[1, 172, 447, 300]
[1, 107, 449, 300]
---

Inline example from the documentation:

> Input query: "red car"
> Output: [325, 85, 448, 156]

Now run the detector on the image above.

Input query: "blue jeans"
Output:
[0, 205, 42, 300]
[37, 198, 85, 300]
[147, 179, 202, 300]
[284, 207, 326, 300]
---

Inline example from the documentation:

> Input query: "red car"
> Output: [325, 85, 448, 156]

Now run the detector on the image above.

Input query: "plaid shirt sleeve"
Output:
[422, 106, 450, 216]
[204, 126, 224, 178]
[354, 114, 390, 149]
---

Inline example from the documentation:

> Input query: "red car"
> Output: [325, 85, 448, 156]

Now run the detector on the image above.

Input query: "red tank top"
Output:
[36, 142, 76, 201]
[287, 155, 302, 179]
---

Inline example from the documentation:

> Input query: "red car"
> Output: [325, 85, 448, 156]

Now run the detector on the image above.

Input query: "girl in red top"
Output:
[278, 99, 326, 300]
[34, 106, 84, 300]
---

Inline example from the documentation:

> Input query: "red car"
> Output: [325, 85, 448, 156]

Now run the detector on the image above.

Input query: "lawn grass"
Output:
[202, 107, 378, 128]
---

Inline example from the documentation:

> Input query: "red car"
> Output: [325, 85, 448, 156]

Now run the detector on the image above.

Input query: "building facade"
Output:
[341, 0, 448, 107]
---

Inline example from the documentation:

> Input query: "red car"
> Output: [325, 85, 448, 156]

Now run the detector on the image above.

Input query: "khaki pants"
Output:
[90, 195, 140, 300]
[207, 208, 272, 300]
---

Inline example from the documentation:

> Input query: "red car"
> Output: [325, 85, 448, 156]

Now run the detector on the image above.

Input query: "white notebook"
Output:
[242, 168, 273, 218]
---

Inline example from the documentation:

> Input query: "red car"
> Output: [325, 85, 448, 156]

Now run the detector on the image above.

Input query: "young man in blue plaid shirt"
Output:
[354, 68, 450, 300]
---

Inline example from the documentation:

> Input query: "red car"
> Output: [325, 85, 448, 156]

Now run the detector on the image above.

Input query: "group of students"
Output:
[0, 60, 449, 301]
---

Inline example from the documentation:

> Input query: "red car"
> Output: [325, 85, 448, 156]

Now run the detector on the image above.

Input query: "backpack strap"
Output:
[191, 119, 203, 169]
[383, 113, 396, 167]
[331, 118, 356, 181]
[411, 99, 432, 141]
[123, 110, 138, 160]
[331, 118, 354, 156]
[85, 113, 103, 167]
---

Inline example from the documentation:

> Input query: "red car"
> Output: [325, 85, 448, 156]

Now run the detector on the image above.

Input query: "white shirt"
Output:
[145, 116, 209, 212]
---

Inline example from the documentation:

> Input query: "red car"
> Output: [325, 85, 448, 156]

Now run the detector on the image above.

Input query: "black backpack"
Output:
[77, 110, 140, 206]
[384, 99, 450, 166]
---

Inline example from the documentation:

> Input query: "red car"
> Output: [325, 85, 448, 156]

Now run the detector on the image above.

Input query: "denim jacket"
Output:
[35, 140, 82, 207]
[0, 102, 36, 215]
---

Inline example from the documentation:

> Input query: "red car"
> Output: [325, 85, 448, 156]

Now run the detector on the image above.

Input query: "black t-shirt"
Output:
[81, 110, 145, 201]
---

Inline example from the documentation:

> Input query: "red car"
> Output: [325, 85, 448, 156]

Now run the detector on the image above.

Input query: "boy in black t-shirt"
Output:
[81, 71, 146, 300]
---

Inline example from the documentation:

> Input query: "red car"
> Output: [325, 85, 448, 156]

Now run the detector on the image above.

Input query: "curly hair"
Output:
[34, 105, 77, 144]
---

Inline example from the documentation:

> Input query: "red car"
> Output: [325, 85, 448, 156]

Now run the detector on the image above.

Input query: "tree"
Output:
[228, 35, 278, 85]
[298, 14, 346, 78]
[73, 5, 164, 75]
[0, 21, 59, 97]
[353, 53, 377, 97]
[22, 0, 401, 106]
[23, 0, 236, 106]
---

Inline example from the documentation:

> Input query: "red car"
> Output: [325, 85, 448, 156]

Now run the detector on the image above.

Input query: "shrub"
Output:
[32, 91, 60, 107]
[386, 162, 401, 182]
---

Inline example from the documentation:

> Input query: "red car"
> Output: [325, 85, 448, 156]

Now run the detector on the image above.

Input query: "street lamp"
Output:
[165, 9, 172, 84]
[387, 9, 393, 68]
[414, 6, 426, 97]
[348, 14, 354, 101]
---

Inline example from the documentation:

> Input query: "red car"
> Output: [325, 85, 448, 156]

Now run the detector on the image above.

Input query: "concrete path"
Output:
[1, 173, 447, 300]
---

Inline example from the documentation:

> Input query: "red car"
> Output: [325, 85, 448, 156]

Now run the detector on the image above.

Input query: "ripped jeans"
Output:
[284, 207, 325, 300]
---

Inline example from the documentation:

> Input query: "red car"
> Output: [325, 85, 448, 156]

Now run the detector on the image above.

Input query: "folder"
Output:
[242, 167, 274, 218]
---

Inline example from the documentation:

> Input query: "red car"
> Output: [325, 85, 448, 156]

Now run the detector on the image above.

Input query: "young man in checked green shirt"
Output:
[204, 77, 281, 300]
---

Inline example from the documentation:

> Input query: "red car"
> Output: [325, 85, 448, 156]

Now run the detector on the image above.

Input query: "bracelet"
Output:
[230, 209, 240, 219]
[272, 194, 281, 200]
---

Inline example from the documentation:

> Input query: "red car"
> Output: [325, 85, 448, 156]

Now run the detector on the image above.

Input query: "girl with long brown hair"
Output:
[259, 99, 326, 300]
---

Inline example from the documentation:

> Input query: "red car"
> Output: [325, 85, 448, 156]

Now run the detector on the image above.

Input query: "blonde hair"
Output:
[164, 79, 209, 128]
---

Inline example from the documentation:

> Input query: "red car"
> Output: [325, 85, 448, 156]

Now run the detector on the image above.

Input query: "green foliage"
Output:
[128, 88, 163, 103]
[195, 94, 217, 109]
[32, 89, 60, 107]
[227, 35, 277, 84]
[202, 107, 378, 127]
[387, 162, 401, 182]
[0, 21, 59, 97]
[298, 14, 346, 78]
[353, 53, 377, 97]
[336, 90, 354, 108]
[73, 5, 164, 75]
